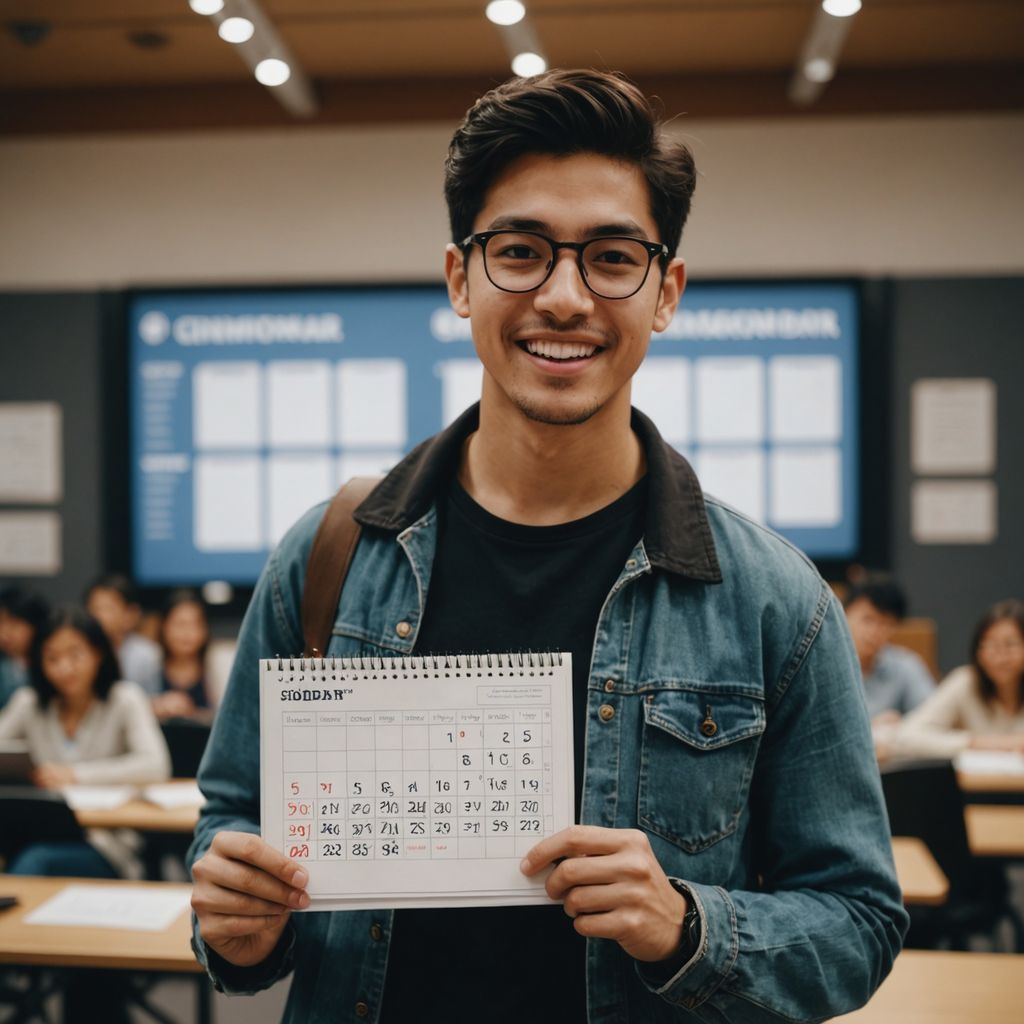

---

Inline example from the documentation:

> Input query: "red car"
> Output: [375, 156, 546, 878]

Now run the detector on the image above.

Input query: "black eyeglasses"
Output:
[460, 230, 669, 300]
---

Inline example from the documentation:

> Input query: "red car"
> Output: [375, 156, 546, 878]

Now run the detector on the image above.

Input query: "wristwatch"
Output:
[671, 880, 703, 963]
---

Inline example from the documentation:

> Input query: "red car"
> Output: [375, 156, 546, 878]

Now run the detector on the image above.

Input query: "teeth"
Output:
[524, 340, 597, 360]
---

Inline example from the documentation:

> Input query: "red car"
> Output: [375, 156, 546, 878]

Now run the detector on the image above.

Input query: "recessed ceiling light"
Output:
[822, 0, 862, 16]
[805, 58, 835, 83]
[486, 1, 526, 26]
[218, 16, 255, 44]
[511, 51, 546, 77]
[255, 58, 291, 87]
[188, 0, 224, 14]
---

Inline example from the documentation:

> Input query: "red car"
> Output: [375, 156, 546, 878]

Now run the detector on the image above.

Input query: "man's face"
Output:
[845, 598, 898, 665]
[86, 588, 136, 646]
[445, 152, 684, 428]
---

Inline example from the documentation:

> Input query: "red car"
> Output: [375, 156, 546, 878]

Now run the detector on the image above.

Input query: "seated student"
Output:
[0, 606, 171, 878]
[84, 573, 162, 695]
[0, 587, 50, 709]
[844, 576, 935, 725]
[896, 599, 1024, 760]
[152, 588, 214, 722]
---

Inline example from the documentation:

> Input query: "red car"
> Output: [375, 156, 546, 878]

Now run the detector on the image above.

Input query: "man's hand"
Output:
[521, 825, 687, 962]
[33, 763, 76, 788]
[191, 831, 309, 968]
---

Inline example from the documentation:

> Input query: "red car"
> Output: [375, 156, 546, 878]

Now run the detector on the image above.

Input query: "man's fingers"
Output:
[521, 825, 631, 874]
[194, 854, 309, 909]
[203, 913, 289, 943]
[192, 882, 293, 919]
[210, 831, 309, 888]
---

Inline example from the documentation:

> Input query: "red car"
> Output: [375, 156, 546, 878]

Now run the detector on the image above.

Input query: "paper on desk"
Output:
[143, 781, 204, 809]
[955, 750, 1024, 775]
[60, 785, 136, 811]
[25, 885, 192, 932]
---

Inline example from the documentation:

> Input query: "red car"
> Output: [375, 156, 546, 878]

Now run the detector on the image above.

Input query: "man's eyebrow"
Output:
[484, 216, 652, 240]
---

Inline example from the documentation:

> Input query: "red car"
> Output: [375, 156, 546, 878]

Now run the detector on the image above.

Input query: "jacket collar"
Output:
[355, 402, 722, 583]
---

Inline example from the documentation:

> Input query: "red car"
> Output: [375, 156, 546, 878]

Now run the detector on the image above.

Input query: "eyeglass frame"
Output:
[459, 229, 671, 300]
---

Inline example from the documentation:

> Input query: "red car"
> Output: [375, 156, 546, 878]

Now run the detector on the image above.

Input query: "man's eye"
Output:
[593, 249, 639, 266]
[497, 245, 540, 260]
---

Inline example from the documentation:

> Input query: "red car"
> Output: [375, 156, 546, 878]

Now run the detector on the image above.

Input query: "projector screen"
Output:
[128, 281, 858, 585]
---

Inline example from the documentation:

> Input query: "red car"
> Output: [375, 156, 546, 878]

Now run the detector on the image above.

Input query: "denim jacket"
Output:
[189, 405, 907, 1023]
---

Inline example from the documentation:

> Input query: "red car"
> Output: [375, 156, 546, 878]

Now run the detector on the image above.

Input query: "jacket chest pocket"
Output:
[637, 688, 765, 854]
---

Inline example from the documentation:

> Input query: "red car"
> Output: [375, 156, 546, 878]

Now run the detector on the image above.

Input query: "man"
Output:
[843, 577, 935, 724]
[189, 70, 906, 1022]
[84, 573, 162, 695]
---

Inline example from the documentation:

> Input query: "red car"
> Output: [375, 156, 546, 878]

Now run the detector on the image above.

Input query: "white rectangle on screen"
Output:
[695, 358, 764, 443]
[267, 361, 331, 448]
[769, 356, 841, 442]
[194, 455, 262, 551]
[337, 452, 402, 483]
[769, 448, 841, 527]
[193, 362, 262, 449]
[437, 360, 482, 427]
[337, 360, 407, 447]
[267, 455, 334, 547]
[694, 448, 765, 524]
[911, 480, 996, 544]
[632, 358, 690, 445]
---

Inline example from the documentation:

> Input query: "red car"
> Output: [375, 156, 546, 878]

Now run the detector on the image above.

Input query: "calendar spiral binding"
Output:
[271, 651, 563, 673]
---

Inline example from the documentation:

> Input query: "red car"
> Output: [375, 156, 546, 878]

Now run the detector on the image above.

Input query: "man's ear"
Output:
[652, 258, 686, 333]
[445, 243, 471, 319]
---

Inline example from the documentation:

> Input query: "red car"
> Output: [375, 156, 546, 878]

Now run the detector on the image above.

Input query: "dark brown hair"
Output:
[444, 69, 696, 257]
[970, 598, 1024, 706]
[159, 588, 210, 664]
[29, 606, 121, 707]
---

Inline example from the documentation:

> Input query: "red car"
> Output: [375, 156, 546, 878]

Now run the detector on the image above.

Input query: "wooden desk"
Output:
[832, 950, 1024, 1023]
[965, 804, 1024, 858]
[958, 770, 1024, 801]
[891, 836, 948, 906]
[74, 799, 200, 834]
[0, 875, 200, 973]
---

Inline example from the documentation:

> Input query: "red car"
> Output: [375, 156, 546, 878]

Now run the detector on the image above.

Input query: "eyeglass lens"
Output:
[482, 232, 653, 299]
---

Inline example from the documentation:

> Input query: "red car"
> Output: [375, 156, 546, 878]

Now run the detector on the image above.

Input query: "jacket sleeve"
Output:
[640, 587, 908, 1022]
[186, 507, 324, 994]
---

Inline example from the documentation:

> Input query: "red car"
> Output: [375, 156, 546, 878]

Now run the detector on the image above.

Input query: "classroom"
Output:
[1, 2, 1022, 1022]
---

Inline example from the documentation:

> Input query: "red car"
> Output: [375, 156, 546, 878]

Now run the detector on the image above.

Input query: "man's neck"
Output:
[458, 398, 645, 526]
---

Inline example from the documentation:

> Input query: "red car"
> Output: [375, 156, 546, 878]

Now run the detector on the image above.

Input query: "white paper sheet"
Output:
[261, 653, 574, 910]
[193, 362, 262, 449]
[60, 785, 136, 811]
[266, 454, 333, 547]
[0, 402, 62, 502]
[955, 750, 1024, 776]
[768, 356, 841, 442]
[437, 360, 482, 427]
[193, 454, 262, 551]
[911, 480, 997, 544]
[267, 360, 332, 448]
[632, 358, 690, 445]
[25, 885, 191, 932]
[770, 447, 842, 527]
[0, 511, 61, 575]
[337, 360, 407, 448]
[694, 448, 765, 524]
[695, 357, 764, 443]
[911, 378, 996, 475]
[143, 781, 205, 809]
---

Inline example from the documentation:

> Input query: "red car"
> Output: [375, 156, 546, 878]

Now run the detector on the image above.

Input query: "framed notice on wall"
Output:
[127, 281, 859, 585]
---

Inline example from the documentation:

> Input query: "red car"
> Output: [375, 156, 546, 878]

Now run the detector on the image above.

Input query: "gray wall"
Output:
[891, 278, 1024, 675]
[0, 292, 107, 604]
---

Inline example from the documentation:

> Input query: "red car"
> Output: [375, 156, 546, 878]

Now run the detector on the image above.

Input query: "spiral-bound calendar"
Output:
[260, 652, 574, 910]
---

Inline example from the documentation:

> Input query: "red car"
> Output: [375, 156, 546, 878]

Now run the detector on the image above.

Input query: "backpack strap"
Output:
[301, 476, 381, 658]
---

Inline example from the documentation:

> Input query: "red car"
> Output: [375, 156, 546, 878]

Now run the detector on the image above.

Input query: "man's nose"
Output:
[533, 251, 595, 322]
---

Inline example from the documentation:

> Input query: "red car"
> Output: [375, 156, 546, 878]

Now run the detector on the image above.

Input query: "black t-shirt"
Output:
[380, 475, 647, 1024]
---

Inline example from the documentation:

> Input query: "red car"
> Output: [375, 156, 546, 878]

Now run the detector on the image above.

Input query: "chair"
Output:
[0, 786, 83, 866]
[880, 759, 1021, 950]
[159, 718, 211, 778]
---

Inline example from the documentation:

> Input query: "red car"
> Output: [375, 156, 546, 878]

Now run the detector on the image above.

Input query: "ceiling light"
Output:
[218, 16, 255, 44]
[822, 0, 862, 16]
[511, 51, 546, 77]
[188, 0, 224, 14]
[804, 58, 835, 83]
[255, 57, 291, 86]
[486, 1, 526, 26]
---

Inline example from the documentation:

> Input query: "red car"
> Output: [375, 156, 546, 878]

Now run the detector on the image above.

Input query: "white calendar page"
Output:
[260, 652, 574, 910]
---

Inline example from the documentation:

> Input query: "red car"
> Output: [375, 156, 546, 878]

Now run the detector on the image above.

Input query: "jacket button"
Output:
[625, 558, 638, 569]
[604, 679, 615, 692]
[395, 621, 412, 638]
[369, 923, 383, 941]
[598, 704, 615, 722]
[355, 1002, 370, 1018]
[701, 719, 718, 737]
